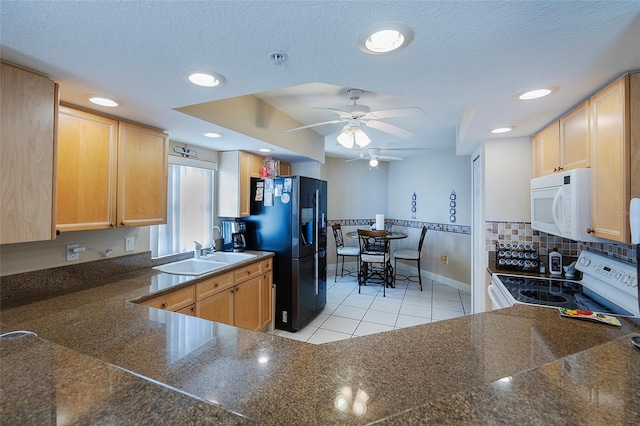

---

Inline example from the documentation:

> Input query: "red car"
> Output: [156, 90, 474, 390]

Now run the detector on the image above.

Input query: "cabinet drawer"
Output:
[196, 272, 233, 301]
[262, 257, 273, 272]
[176, 304, 195, 316]
[233, 260, 263, 285]
[141, 286, 195, 311]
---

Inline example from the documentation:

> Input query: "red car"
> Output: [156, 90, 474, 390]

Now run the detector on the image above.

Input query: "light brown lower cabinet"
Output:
[196, 289, 234, 325]
[176, 304, 195, 316]
[142, 258, 273, 332]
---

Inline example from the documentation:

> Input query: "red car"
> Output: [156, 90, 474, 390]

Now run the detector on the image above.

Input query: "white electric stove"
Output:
[489, 250, 639, 318]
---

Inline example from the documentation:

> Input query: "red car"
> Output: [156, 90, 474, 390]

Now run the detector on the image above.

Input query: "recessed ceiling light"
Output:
[188, 72, 226, 87]
[357, 22, 414, 55]
[204, 132, 222, 138]
[88, 96, 118, 107]
[513, 86, 559, 100]
[490, 126, 516, 134]
[258, 148, 273, 153]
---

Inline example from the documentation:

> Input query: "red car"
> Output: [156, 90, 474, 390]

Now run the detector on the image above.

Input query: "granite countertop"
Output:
[2, 252, 640, 424]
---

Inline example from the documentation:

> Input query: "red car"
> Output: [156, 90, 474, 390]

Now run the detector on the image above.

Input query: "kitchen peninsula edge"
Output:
[1, 253, 639, 424]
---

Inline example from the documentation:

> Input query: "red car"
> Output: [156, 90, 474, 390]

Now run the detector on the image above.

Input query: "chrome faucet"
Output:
[212, 225, 223, 252]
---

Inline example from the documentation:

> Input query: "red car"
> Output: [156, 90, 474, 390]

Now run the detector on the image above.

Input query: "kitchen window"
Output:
[150, 157, 216, 258]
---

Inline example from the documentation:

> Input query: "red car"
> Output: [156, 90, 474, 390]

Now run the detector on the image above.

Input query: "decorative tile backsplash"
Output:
[329, 219, 470, 235]
[485, 221, 637, 264]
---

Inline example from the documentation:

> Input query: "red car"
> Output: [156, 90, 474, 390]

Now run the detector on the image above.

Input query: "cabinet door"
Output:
[56, 107, 118, 231]
[234, 276, 262, 331]
[531, 133, 542, 178]
[117, 122, 168, 227]
[261, 271, 273, 330]
[560, 100, 590, 171]
[239, 151, 252, 217]
[249, 153, 263, 178]
[590, 75, 630, 243]
[196, 289, 234, 326]
[538, 120, 561, 176]
[0, 62, 58, 244]
[280, 162, 292, 176]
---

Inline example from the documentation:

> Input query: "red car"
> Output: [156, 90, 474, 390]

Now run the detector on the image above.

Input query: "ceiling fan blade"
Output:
[378, 155, 403, 161]
[364, 120, 414, 138]
[313, 107, 353, 116]
[365, 107, 425, 120]
[345, 157, 366, 162]
[285, 119, 345, 132]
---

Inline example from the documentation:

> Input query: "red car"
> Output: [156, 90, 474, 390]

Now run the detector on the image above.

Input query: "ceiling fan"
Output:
[345, 148, 403, 167]
[285, 89, 425, 147]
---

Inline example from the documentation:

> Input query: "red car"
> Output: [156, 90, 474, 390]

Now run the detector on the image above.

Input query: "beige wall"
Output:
[388, 148, 471, 224]
[325, 157, 389, 219]
[0, 227, 149, 276]
[484, 137, 532, 222]
[325, 152, 471, 289]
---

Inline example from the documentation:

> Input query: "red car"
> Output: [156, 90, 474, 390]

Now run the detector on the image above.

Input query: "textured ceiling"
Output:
[1, 1, 639, 162]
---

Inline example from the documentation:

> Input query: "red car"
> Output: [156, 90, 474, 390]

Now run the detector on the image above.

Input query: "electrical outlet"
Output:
[125, 237, 135, 252]
[67, 244, 80, 262]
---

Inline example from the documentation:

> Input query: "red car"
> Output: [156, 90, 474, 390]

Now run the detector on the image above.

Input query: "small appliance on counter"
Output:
[221, 219, 247, 252]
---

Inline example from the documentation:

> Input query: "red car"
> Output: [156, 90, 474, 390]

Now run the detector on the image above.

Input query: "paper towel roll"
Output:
[376, 214, 384, 231]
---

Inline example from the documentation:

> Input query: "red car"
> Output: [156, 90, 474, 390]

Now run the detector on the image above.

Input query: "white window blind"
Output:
[151, 162, 215, 258]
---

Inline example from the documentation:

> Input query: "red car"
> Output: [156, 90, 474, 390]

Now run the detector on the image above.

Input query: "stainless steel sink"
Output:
[153, 258, 227, 276]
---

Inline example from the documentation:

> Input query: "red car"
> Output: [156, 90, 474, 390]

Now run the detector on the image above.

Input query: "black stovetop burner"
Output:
[495, 274, 634, 316]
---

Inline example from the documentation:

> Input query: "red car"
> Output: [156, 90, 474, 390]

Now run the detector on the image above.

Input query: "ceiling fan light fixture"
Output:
[337, 127, 355, 148]
[354, 128, 371, 147]
[369, 158, 379, 167]
[357, 22, 414, 55]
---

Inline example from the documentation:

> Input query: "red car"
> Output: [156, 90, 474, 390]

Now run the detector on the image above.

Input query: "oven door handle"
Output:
[488, 284, 511, 310]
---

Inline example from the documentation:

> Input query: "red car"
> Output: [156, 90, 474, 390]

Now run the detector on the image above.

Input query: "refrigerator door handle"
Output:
[315, 188, 319, 295]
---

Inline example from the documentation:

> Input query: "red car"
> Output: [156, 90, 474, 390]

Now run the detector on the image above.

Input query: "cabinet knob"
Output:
[553, 167, 558, 172]
[120, 222, 126, 227]
[214, 283, 219, 288]
[586, 228, 594, 234]
[161, 303, 167, 308]
[110, 223, 115, 228]
[56, 229, 61, 236]
[558, 167, 564, 171]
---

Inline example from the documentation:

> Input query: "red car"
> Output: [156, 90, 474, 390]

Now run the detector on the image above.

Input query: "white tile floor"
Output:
[268, 269, 471, 344]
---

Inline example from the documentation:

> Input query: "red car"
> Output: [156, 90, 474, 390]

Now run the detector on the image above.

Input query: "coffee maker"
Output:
[222, 220, 247, 252]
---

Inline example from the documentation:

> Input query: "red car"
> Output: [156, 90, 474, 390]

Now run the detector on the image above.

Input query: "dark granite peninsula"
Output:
[1, 253, 639, 424]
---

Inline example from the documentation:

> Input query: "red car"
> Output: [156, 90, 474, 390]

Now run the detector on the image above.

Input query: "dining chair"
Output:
[331, 224, 360, 281]
[393, 226, 428, 290]
[357, 229, 392, 297]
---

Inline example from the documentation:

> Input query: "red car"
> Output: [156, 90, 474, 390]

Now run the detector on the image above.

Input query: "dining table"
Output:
[345, 230, 408, 240]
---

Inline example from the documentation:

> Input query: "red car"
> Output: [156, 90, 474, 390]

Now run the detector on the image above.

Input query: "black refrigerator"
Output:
[243, 176, 327, 332]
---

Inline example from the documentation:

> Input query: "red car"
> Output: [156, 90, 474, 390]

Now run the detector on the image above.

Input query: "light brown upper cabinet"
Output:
[218, 151, 263, 217]
[56, 106, 168, 232]
[560, 101, 591, 172]
[533, 120, 561, 177]
[117, 122, 169, 227]
[532, 101, 590, 178]
[589, 73, 639, 243]
[280, 162, 292, 176]
[0, 62, 58, 244]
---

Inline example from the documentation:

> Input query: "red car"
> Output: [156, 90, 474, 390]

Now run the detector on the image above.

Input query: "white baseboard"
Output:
[328, 262, 471, 293]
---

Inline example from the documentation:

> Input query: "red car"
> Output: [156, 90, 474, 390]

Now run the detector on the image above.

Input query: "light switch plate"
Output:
[125, 237, 134, 252]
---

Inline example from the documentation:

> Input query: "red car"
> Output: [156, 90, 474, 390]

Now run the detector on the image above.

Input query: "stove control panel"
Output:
[576, 251, 638, 298]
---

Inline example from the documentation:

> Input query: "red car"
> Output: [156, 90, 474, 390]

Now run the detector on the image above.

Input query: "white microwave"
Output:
[530, 168, 599, 242]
